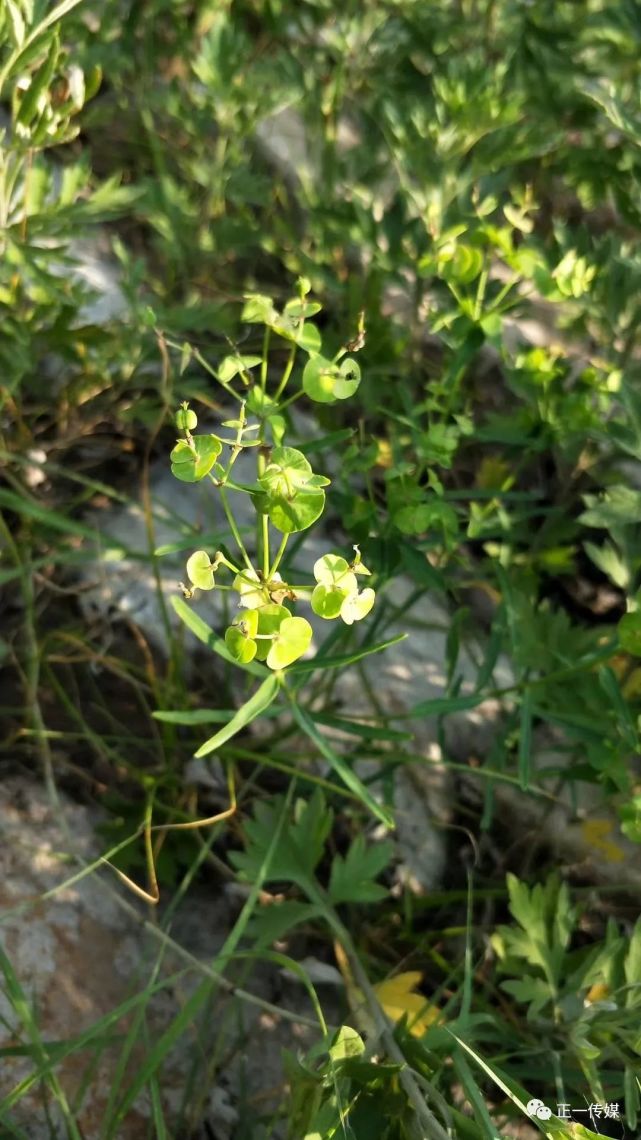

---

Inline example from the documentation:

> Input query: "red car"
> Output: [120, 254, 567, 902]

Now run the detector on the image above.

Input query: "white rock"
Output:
[68, 235, 128, 325]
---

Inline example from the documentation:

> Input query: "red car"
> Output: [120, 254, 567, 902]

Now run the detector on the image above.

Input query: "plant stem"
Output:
[305, 875, 451, 1140]
[260, 326, 270, 392]
[218, 485, 253, 571]
[274, 342, 297, 402]
[0, 513, 59, 811]
[474, 255, 490, 322]
[268, 533, 289, 579]
[261, 513, 270, 579]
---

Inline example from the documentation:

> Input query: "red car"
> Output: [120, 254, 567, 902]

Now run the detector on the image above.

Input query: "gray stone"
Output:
[0, 776, 344, 1139]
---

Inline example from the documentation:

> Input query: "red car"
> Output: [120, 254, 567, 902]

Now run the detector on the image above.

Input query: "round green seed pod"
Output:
[175, 406, 198, 431]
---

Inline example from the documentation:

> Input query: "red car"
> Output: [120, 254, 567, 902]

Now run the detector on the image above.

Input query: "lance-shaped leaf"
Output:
[194, 673, 280, 758]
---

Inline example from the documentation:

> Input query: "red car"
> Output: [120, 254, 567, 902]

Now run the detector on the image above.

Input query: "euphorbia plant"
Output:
[155, 281, 400, 831]
[170, 279, 376, 672]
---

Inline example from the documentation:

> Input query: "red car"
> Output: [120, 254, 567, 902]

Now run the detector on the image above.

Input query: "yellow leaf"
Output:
[333, 943, 442, 1038]
[374, 438, 393, 469]
[373, 972, 442, 1037]
[580, 818, 625, 864]
[622, 667, 641, 700]
[585, 982, 610, 1005]
[475, 456, 512, 491]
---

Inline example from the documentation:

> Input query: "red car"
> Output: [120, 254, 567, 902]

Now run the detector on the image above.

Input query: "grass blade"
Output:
[407, 692, 490, 718]
[0, 488, 98, 540]
[311, 712, 412, 742]
[447, 1031, 566, 1138]
[0, 945, 83, 1140]
[452, 1050, 502, 1139]
[518, 688, 532, 791]
[290, 700, 394, 827]
[287, 633, 406, 675]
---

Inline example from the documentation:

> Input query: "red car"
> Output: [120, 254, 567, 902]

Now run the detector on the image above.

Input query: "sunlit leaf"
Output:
[186, 549, 215, 591]
[340, 588, 375, 625]
[170, 435, 221, 482]
[303, 354, 361, 404]
[255, 603, 289, 662]
[194, 673, 280, 758]
[225, 610, 259, 663]
[234, 568, 268, 609]
[313, 553, 357, 591]
[311, 583, 347, 619]
[266, 615, 312, 670]
[257, 446, 328, 534]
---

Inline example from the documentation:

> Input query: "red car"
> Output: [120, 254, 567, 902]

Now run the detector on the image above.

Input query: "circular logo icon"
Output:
[537, 1105, 552, 1120]
[526, 1099, 544, 1118]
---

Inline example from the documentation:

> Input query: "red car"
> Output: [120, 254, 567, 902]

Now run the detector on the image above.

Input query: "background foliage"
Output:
[1, 1, 641, 1137]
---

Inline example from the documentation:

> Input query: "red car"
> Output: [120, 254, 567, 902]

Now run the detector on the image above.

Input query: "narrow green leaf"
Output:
[148, 1066, 169, 1140]
[598, 666, 637, 749]
[290, 702, 394, 827]
[624, 918, 641, 1008]
[152, 709, 233, 725]
[624, 1065, 640, 1131]
[518, 688, 533, 791]
[447, 1031, 572, 1137]
[407, 691, 488, 718]
[452, 1050, 502, 1140]
[287, 633, 406, 675]
[0, 488, 98, 540]
[311, 713, 412, 742]
[194, 674, 280, 758]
